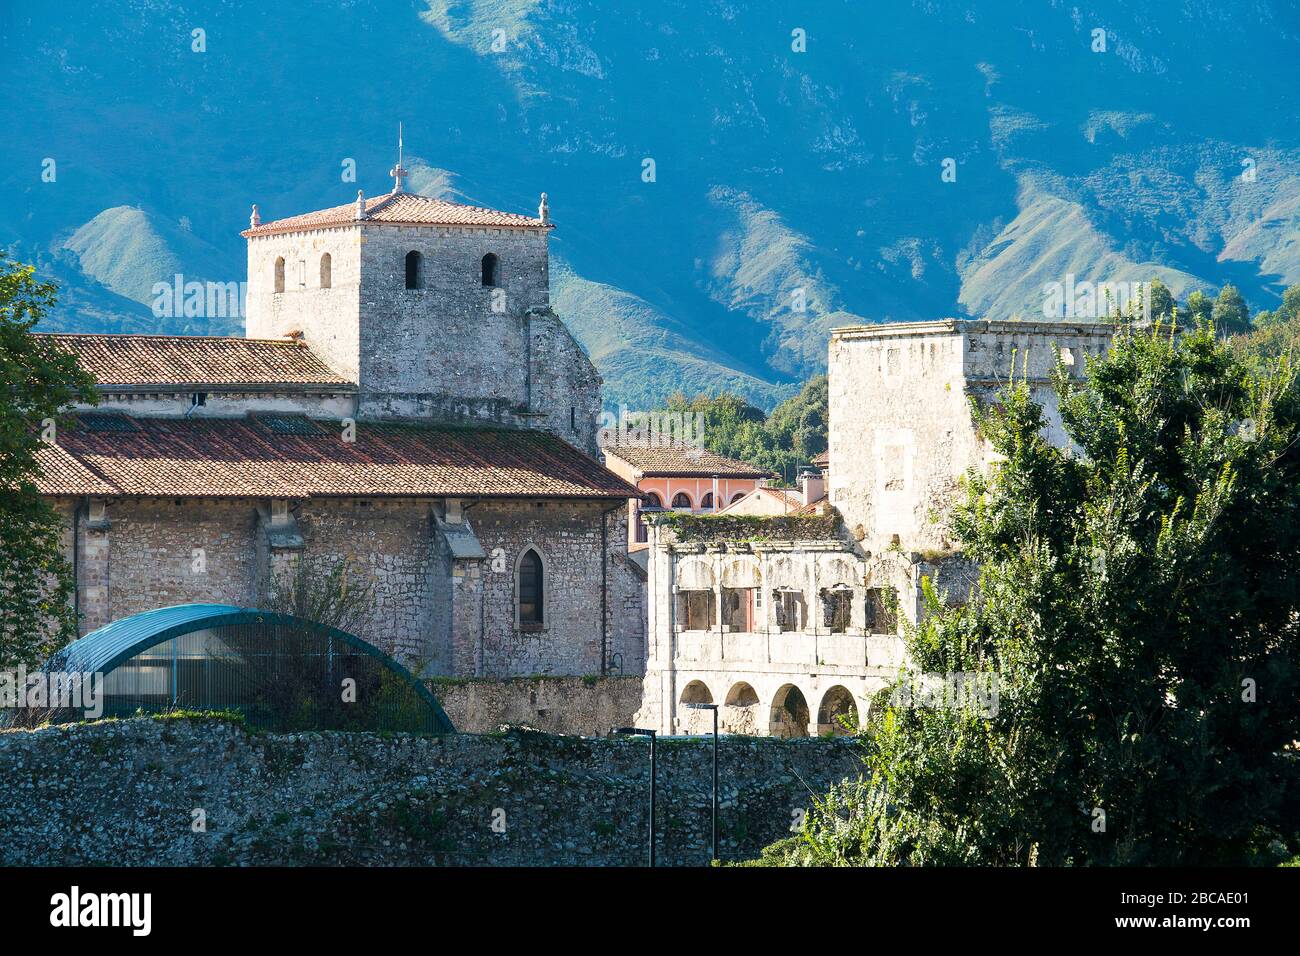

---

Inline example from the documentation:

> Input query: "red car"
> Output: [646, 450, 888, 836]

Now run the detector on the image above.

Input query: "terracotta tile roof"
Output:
[33, 442, 118, 496]
[811, 450, 830, 467]
[35, 334, 352, 390]
[791, 497, 831, 516]
[37, 415, 637, 500]
[242, 190, 550, 237]
[601, 444, 771, 479]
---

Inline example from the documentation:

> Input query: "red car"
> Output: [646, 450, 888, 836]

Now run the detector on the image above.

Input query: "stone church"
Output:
[35, 164, 646, 678]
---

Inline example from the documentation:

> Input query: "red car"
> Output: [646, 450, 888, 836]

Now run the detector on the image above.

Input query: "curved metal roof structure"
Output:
[47, 603, 454, 734]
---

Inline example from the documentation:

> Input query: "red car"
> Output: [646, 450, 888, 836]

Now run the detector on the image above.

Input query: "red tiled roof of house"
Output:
[791, 497, 832, 516]
[37, 415, 637, 500]
[601, 444, 770, 479]
[242, 190, 550, 237]
[33, 442, 119, 496]
[35, 334, 352, 389]
[811, 450, 829, 467]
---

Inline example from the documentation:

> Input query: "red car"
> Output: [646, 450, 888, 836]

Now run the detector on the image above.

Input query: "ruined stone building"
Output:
[636, 319, 1115, 737]
[34, 169, 646, 678]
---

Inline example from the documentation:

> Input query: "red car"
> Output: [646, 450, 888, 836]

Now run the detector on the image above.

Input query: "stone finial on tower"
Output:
[538, 192, 549, 224]
[249, 203, 261, 228]
[354, 190, 367, 221]
[389, 121, 407, 193]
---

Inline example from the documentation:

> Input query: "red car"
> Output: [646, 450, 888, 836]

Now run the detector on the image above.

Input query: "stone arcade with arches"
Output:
[636, 318, 1115, 736]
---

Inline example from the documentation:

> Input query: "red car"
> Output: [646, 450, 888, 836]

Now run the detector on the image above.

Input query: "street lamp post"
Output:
[683, 701, 720, 863]
[613, 727, 657, 867]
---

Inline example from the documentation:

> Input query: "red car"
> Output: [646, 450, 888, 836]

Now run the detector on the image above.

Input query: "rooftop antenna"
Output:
[389, 122, 407, 193]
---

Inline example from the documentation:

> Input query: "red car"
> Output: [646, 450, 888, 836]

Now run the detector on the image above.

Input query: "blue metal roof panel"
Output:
[52, 603, 244, 676]
[45, 603, 455, 733]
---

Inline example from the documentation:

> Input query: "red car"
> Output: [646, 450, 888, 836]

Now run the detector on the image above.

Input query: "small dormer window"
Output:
[273, 256, 285, 293]
[481, 253, 499, 287]
[320, 253, 332, 289]
[405, 251, 422, 289]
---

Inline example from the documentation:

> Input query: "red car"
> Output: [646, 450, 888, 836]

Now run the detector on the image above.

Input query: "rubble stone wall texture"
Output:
[0, 718, 859, 866]
[429, 675, 643, 735]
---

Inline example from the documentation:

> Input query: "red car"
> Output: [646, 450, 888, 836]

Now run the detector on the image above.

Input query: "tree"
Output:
[1212, 283, 1251, 335]
[1186, 289, 1213, 326]
[0, 254, 98, 670]
[1146, 278, 1175, 320]
[661, 376, 828, 483]
[1254, 284, 1300, 329]
[779, 322, 1300, 865]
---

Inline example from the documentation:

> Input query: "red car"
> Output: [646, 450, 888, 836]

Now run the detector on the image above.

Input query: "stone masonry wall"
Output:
[104, 500, 261, 619]
[356, 224, 546, 412]
[59, 497, 643, 681]
[0, 717, 860, 866]
[457, 499, 642, 677]
[429, 675, 643, 735]
[245, 226, 363, 381]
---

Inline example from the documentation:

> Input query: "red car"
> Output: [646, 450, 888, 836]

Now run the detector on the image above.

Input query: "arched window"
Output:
[643, 492, 663, 510]
[671, 492, 692, 509]
[273, 256, 285, 293]
[319, 253, 332, 289]
[731, 492, 746, 504]
[518, 549, 544, 626]
[701, 492, 714, 509]
[405, 251, 422, 289]
[481, 253, 499, 287]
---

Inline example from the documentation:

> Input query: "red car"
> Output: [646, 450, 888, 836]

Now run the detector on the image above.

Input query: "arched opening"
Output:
[643, 492, 663, 509]
[518, 548, 544, 627]
[769, 684, 810, 738]
[680, 680, 712, 705]
[405, 250, 422, 289]
[671, 491, 692, 510]
[481, 252, 499, 287]
[701, 492, 714, 509]
[679, 680, 714, 734]
[730, 492, 746, 504]
[319, 253, 332, 289]
[273, 256, 285, 293]
[722, 682, 761, 735]
[816, 685, 859, 736]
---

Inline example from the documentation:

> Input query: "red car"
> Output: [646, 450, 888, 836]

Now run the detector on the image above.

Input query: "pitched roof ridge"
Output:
[39, 332, 300, 345]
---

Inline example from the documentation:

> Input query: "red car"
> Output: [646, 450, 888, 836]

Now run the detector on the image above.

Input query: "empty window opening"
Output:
[722, 587, 756, 632]
[821, 587, 853, 633]
[405, 250, 422, 289]
[481, 252, 499, 287]
[676, 589, 715, 631]
[774, 589, 806, 633]
[864, 587, 898, 635]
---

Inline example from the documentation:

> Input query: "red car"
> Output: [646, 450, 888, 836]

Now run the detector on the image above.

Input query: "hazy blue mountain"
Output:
[3, 0, 1299, 408]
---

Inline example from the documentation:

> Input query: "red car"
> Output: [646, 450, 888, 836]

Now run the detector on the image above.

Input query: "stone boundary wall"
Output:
[428, 675, 643, 735]
[0, 718, 860, 867]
